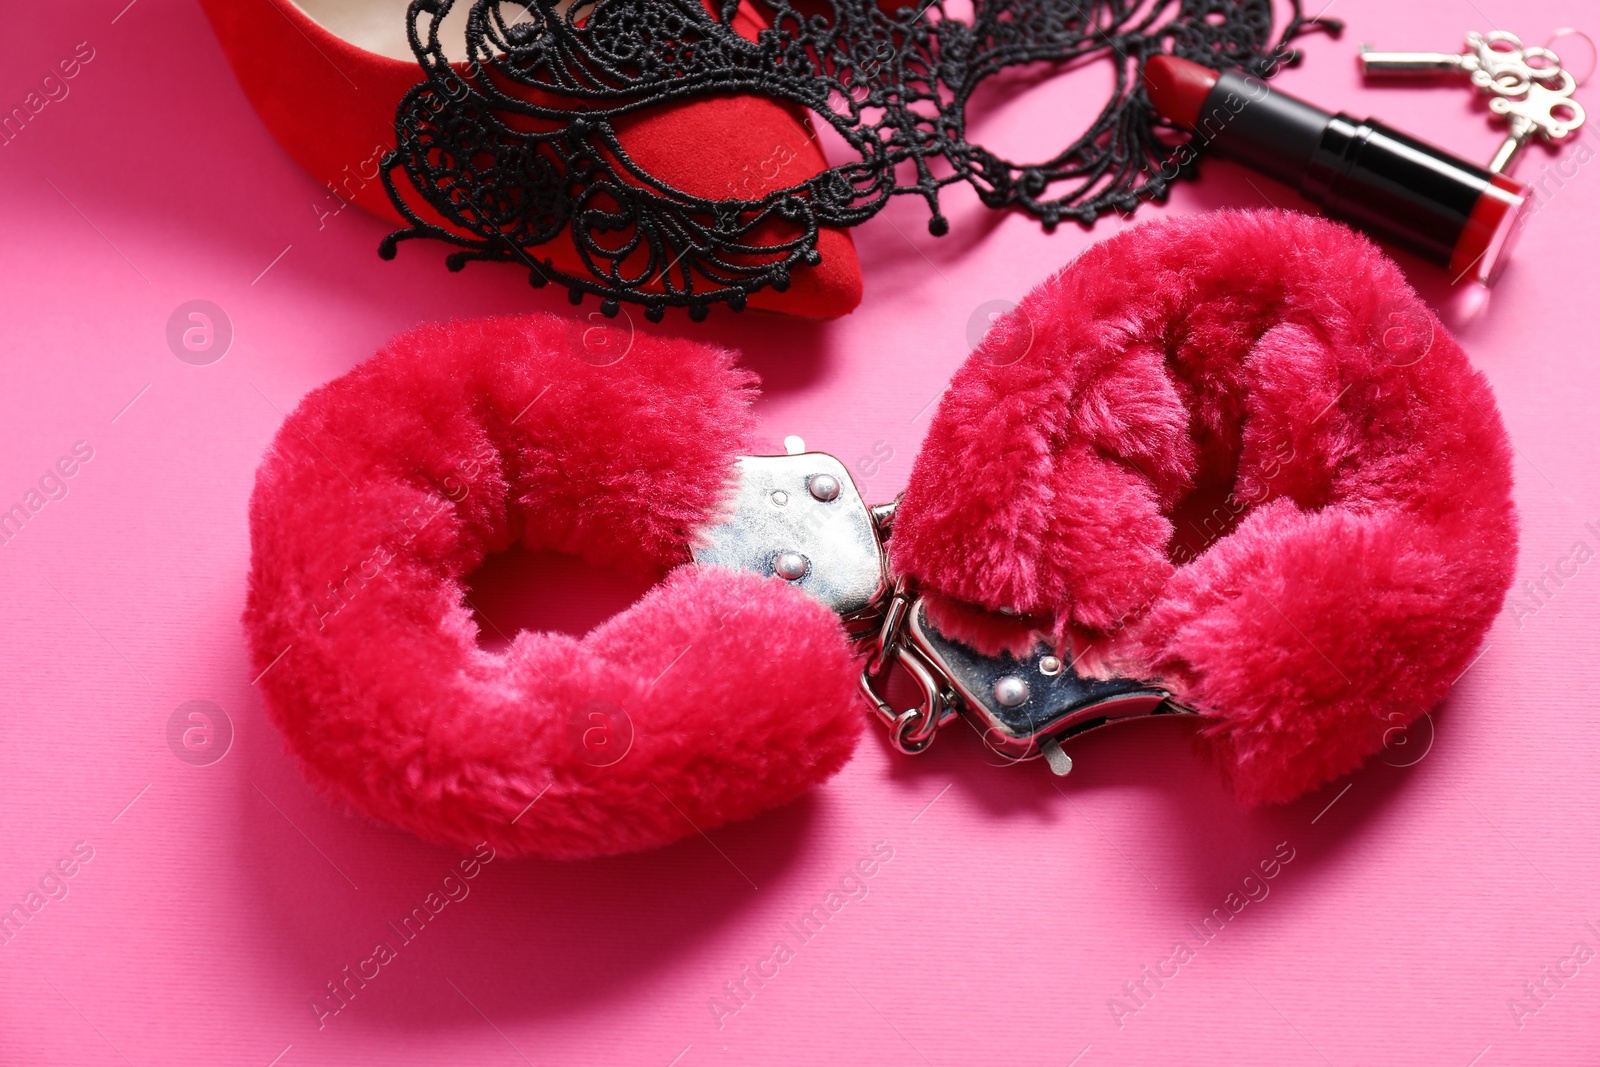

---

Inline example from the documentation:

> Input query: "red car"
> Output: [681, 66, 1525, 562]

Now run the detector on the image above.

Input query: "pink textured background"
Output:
[2, 1, 1597, 1064]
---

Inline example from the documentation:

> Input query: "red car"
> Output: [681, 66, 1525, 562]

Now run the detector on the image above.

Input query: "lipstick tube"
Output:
[1145, 54, 1529, 284]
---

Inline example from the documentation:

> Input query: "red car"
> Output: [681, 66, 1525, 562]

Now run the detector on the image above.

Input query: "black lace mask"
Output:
[379, 0, 1339, 320]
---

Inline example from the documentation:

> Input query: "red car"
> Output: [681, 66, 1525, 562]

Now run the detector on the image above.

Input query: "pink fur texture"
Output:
[892, 210, 1517, 805]
[244, 315, 862, 859]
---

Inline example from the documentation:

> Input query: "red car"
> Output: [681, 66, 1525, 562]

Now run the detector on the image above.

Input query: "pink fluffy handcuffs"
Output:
[245, 211, 1517, 859]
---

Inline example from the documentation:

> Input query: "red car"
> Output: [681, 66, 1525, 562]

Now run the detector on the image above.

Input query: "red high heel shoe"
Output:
[197, 0, 863, 319]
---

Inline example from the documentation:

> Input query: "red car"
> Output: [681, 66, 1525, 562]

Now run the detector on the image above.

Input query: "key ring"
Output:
[1546, 28, 1597, 87]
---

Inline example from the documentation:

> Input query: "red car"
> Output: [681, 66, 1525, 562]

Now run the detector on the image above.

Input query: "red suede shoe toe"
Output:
[197, 0, 862, 319]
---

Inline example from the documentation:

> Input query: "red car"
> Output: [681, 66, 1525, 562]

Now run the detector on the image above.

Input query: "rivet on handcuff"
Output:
[692, 438, 1186, 777]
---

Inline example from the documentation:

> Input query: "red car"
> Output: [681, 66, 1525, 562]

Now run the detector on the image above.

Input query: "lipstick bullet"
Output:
[1144, 54, 1529, 284]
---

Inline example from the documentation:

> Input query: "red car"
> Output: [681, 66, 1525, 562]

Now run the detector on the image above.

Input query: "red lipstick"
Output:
[1145, 54, 1529, 284]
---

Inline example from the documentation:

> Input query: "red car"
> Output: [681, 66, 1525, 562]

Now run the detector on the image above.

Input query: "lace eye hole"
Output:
[383, 0, 1339, 318]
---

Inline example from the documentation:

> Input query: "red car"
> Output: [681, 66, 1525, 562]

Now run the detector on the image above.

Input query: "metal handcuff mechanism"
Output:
[694, 442, 1174, 777]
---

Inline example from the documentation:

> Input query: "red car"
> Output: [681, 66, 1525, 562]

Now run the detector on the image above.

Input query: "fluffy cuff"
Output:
[244, 314, 862, 858]
[892, 210, 1517, 805]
